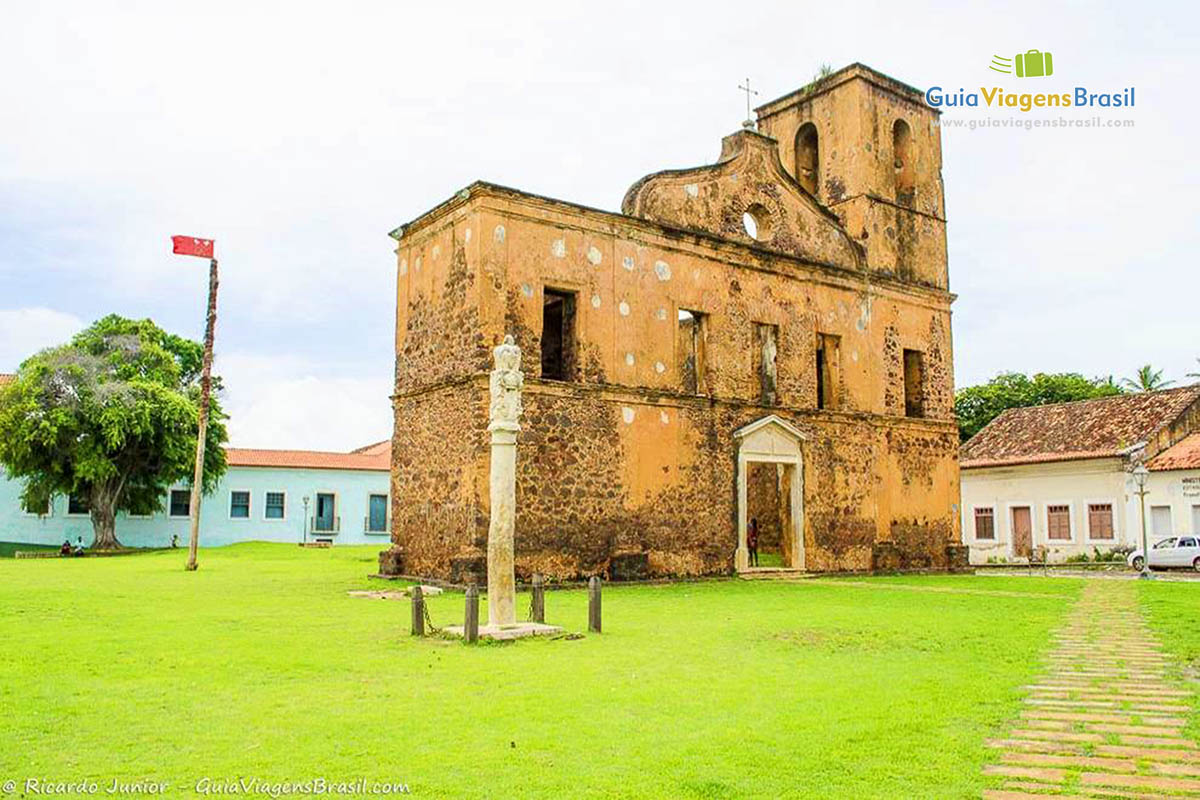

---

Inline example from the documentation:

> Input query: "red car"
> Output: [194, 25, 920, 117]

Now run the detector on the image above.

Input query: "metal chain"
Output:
[421, 597, 440, 634]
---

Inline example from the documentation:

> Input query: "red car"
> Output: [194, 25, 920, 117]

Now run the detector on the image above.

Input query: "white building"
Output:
[960, 385, 1200, 564]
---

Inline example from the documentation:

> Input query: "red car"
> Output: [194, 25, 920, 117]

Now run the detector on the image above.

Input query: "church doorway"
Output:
[746, 462, 795, 567]
[734, 416, 806, 572]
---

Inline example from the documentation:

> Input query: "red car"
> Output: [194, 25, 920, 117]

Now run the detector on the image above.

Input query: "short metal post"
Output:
[531, 573, 545, 624]
[464, 584, 479, 643]
[411, 585, 424, 637]
[588, 575, 601, 634]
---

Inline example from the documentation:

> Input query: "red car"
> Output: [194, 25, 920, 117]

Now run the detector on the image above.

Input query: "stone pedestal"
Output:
[444, 621, 563, 641]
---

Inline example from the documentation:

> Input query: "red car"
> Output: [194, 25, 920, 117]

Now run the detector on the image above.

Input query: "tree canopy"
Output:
[0, 314, 227, 548]
[955, 372, 1123, 443]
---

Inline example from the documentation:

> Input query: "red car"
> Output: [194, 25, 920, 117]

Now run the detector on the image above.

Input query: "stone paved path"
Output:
[983, 580, 1200, 799]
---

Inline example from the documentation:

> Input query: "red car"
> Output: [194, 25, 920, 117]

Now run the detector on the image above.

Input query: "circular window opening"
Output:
[742, 204, 772, 242]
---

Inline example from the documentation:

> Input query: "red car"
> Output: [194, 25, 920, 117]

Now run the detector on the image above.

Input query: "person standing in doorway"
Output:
[747, 517, 760, 567]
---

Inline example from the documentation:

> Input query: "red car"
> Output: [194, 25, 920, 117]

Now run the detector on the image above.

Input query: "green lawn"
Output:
[0, 544, 1084, 798]
[1138, 578, 1200, 741]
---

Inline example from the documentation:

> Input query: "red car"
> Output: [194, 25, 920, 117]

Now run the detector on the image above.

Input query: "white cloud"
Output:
[0, 307, 84, 370]
[215, 351, 390, 451]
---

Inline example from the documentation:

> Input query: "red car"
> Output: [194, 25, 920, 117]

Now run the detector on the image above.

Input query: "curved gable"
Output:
[621, 129, 862, 271]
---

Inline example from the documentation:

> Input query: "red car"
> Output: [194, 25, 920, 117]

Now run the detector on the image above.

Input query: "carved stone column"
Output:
[486, 335, 523, 626]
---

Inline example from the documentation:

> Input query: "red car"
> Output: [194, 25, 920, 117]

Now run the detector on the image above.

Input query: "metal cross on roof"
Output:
[738, 77, 758, 130]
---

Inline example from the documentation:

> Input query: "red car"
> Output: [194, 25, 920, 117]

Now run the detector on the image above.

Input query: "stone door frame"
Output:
[734, 415, 806, 572]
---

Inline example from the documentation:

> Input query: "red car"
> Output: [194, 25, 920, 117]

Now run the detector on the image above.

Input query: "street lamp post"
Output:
[302, 495, 310, 546]
[1133, 464, 1152, 579]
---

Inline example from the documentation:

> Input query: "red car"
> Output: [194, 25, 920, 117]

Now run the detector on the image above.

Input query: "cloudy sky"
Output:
[1, 1, 1195, 450]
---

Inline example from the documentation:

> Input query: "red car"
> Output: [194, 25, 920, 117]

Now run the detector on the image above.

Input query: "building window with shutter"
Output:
[169, 489, 191, 518]
[973, 507, 995, 540]
[229, 490, 251, 519]
[1047, 504, 1071, 540]
[367, 494, 389, 533]
[265, 492, 286, 520]
[1087, 503, 1114, 540]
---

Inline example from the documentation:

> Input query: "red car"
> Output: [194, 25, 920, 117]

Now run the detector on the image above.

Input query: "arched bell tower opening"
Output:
[892, 118, 914, 206]
[794, 123, 819, 198]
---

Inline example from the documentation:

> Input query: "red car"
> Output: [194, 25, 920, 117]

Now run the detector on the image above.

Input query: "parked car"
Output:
[1127, 536, 1200, 571]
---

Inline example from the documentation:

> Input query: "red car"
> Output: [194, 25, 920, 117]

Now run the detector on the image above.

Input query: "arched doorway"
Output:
[734, 415, 806, 572]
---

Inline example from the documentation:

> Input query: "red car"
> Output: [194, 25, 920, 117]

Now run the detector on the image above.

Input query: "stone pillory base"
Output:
[382, 63, 963, 582]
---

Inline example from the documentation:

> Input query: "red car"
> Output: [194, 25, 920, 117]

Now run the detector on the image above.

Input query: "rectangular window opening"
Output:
[540, 288, 577, 381]
[1150, 505, 1173, 537]
[169, 489, 191, 518]
[265, 491, 286, 520]
[67, 493, 90, 516]
[367, 494, 389, 533]
[754, 322, 779, 405]
[230, 490, 251, 519]
[816, 332, 840, 410]
[677, 309, 706, 394]
[1087, 503, 1114, 540]
[903, 349, 925, 418]
[1047, 504, 1071, 540]
[973, 507, 995, 540]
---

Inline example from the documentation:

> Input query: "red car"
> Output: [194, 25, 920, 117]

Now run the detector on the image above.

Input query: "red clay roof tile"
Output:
[225, 442, 390, 471]
[1146, 433, 1200, 472]
[961, 385, 1200, 469]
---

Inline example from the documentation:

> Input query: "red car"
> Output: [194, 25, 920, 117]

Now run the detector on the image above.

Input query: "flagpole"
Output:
[186, 257, 219, 571]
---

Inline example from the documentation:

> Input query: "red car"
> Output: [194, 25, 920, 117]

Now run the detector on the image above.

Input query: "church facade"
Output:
[383, 64, 963, 582]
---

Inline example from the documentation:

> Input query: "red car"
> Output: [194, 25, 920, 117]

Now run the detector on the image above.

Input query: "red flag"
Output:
[171, 236, 214, 259]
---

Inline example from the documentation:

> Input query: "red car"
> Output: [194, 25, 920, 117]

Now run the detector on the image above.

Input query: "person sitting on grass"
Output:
[59, 540, 71, 557]
[747, 517, 760, 567]
[72, 537, 85, 557]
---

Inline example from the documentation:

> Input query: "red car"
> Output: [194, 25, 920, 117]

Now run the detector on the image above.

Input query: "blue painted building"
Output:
[0, 440, 392, 549]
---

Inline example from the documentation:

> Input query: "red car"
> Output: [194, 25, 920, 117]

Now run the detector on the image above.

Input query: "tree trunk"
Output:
[89, 483, 122, 550]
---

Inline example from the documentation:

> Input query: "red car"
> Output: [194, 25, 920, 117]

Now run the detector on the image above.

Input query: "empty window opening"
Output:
[794, 123, 819, 196]
[742, 204, 772, 242]
[974, 507, 995, 540]
[815, 332, 841, 410]
[893, 118, 915, 206]
[902, 349, 924, 418]
[754, 323, 779, 405]
[1047, 505, 1071, 540]
[677, 309, 706, 394]
[1088, 503, 1114, 540]
[540, 288, 577, 381]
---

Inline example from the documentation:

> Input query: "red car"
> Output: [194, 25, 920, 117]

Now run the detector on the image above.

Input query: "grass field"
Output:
[1139, 578, 1200, 742]
[0, 544, 1090, 798]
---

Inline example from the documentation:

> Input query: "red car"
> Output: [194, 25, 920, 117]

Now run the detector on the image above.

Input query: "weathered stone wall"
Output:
[757, 66, 948, 290]
[388, 382, 487, 578]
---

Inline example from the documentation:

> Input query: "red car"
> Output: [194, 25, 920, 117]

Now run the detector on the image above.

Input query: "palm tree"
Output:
[1122, 364, 1174, 392]
[1187, 358, 1200, 381]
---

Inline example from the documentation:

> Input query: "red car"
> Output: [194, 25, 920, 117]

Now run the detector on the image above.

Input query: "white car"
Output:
[1128, 536, 1200, 571]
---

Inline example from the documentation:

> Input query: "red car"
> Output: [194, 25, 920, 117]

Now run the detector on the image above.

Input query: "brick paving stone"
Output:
[1079, 772, 1200, 792]
[981, 580, 1200, 798]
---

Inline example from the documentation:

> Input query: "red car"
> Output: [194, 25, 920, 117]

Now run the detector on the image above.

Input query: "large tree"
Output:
[0, 315, 227, 549]
[955, 372, 1123, 443]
